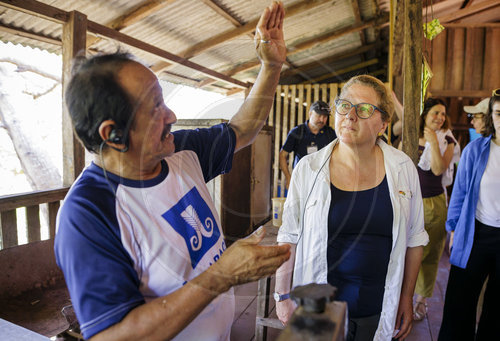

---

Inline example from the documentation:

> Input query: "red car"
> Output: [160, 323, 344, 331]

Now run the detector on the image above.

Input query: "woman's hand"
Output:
[254, 1, 286, 67]
[276, 299, 295, 325]
[393, 294, 413, 340]
[423, 127, 438, 147]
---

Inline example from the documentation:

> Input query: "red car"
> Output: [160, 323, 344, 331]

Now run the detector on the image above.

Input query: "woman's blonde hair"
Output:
[339, 75, 394, 123]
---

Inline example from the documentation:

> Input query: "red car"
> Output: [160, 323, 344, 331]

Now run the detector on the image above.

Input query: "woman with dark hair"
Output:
[438, 90, 500, 341]
[413, 98, 457, 321]
[275, 75, 429, 340]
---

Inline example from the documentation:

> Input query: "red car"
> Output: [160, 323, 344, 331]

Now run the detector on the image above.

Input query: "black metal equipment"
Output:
[277, 283, 347, 341]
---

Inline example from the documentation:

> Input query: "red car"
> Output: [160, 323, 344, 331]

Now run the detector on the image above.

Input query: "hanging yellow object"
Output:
[422, 56, 433, 111]
[423, 18, 445, 40]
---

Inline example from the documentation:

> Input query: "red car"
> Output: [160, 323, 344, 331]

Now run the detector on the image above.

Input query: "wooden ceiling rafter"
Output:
[86, 0, 178, 48]
[150, 0, 332, 74]
[438, 0, 500, 23]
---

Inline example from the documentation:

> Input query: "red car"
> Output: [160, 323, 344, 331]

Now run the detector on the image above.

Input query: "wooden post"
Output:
[402, 0, 422, 165]
[62, 11, 87, 186]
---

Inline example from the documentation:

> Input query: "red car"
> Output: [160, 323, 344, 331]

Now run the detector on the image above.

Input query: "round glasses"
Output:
[334, 98, 387, 119]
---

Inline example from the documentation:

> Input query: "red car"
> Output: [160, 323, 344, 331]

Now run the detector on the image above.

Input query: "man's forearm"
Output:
[279, 151, 291, 182]
[91, 269, 230, 341]
[230, 63, 283, 151]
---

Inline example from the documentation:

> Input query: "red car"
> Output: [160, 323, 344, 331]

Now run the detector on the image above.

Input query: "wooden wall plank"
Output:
[483, 27, 500, 91]
[305, 85, 312, 120]
[26, 205, 41, 243]
[0, 210, 18, 249]
[464, 28, 485, 91]
[446, 28, 465, 90]
[313, 84, 320, 103]
[297, 84, 304, 126]
[272, 87, 282, 198]
[329, 83, 338, 130]
[48, 201, 60, 239]
[430, 29, 447, 91]
[320, 84, 328, 103]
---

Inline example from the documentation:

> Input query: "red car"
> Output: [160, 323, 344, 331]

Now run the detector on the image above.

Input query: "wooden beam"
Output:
[151, 0, 332, 73]
[0, 0, 68, 24]
[402, 0, 423, 165]
[0, 188, 69, 212]
[443, 22, 500, 28]
[110, 0, 178, 31]
[62, 11, 87, 186]
[430, 89, 492, 98]
[0, 22, 61, 46]
[86, 21, 250, 89]
[301, 59, 379, 84]
[438, 0, 500, 23]
[86, 0, 178, 47]
[200, 0, 244, 26]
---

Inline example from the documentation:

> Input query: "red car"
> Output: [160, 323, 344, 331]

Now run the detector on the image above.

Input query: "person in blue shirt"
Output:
[438, 90, 500, 341]
[279, 100, 337, 188]
[54, 3, 290, 340]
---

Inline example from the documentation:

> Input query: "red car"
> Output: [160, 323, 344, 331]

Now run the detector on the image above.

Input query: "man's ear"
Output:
[98, 120, 127, 151]
[98, 120, 116, 142]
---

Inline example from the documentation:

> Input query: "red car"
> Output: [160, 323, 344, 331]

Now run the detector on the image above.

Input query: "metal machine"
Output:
[278, 283, 347, 341]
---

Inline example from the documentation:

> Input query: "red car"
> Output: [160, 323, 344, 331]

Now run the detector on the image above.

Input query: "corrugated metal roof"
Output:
[0, 0, 400, 93]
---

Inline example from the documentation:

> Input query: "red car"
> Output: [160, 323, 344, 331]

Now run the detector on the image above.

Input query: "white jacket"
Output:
[277, 139, 429, 341]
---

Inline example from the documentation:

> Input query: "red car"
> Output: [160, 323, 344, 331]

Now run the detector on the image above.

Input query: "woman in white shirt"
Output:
[275, 75, 429, 341]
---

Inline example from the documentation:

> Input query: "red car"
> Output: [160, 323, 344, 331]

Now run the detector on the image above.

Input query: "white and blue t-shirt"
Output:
[55, 123, 236, 340]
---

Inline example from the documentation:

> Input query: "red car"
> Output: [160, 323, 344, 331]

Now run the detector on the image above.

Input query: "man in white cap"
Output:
[464, 98, 489, 135]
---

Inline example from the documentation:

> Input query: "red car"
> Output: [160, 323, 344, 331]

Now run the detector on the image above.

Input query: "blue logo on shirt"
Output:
[162, 187, 221, 269]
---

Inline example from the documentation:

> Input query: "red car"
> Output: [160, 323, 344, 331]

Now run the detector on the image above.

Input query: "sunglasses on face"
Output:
[334, 98, 387, 119]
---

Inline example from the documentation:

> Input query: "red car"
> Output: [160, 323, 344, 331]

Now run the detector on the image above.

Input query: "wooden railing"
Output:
[0, 188, 69, 250]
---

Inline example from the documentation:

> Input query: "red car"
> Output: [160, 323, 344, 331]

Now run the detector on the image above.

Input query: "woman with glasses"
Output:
[275, 75, 428, 341]
[438, 90, 500, 341]
[464, 98, 489, 135]
[413, 98, 457, 321]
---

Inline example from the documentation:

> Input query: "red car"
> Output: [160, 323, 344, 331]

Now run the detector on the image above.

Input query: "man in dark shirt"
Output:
[279, 100, 336, 188]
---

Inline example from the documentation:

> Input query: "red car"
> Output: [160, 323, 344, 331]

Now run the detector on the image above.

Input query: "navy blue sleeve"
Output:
[54, 179, 144, 339]
[281, 126, 301, 153]
[173, 123, 236, 182]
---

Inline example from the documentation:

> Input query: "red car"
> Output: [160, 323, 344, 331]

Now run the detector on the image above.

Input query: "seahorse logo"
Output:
[162, 186, 222, 269]
[180, 205, 214, 251]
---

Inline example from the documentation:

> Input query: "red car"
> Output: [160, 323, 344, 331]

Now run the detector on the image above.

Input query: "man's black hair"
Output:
[65, 52, 137, 153]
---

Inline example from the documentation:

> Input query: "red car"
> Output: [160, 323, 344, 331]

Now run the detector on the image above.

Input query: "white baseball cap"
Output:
[464, 98, 489, 114]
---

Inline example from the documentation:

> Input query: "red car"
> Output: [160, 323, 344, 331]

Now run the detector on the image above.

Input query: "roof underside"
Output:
[0, 0, 498, 94]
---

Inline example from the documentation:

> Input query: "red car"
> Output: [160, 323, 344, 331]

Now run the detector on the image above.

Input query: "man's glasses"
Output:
[334, 98, 387, 119]
[467, 113, 484, 119]
[493, 88, 500, 96]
